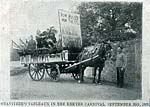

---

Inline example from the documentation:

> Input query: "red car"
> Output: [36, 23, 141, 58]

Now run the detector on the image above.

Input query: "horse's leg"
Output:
[97, 65, 104, 84]
[93, 67, 97, 83]
[80, 66, 84, 82]
[82, 67, 86, 82]
[78, 65, 85, 83]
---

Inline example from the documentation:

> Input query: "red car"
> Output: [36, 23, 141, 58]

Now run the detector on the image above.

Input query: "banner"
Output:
[58, 9, 82, 48]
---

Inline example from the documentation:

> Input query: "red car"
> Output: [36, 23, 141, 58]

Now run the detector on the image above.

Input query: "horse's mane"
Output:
[77, 42, 106, 61]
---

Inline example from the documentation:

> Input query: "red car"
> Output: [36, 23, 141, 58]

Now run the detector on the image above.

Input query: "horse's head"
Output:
[104, 41, 112, 51]
[95, 41, 112, 60]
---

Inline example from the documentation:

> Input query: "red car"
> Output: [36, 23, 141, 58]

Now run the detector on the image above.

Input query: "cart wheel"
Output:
[29, 64, 45, 81]
[46, 64, 60, 81]
[72, 73, 80, 80]
[46, 67, 52, 77]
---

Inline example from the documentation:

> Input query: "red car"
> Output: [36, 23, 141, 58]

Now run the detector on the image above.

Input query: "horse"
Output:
[77, 41, 112, 84]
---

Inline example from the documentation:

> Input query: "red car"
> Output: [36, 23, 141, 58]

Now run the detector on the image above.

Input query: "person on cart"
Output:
[27, 35, 36, 53]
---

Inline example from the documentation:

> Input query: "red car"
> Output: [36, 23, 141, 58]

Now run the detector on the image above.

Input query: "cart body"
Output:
[19, 48, 80, 81]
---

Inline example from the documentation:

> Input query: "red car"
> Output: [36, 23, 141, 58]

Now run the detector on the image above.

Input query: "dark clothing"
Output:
[116, 51, 127, 88]
[117, 67, 125, 88]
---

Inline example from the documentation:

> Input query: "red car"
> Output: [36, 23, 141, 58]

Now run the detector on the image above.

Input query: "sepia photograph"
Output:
[8, 0, 142, 100]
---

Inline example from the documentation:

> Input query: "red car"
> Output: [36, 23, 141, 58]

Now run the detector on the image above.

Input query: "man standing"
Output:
[116, 46, 127, 88]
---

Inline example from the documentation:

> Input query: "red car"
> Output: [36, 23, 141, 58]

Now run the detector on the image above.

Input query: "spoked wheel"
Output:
[46, 64, 60, 81]
[72, 73, 80, 80]
[29, 64, 45, 81]
[46, 67, 52, 77]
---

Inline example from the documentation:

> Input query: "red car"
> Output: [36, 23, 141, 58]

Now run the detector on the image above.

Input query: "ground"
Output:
[10, 62, 141, 100]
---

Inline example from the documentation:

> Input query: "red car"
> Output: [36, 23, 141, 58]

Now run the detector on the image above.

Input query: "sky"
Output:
[1, 0, 80, 43]
[0, 0, 143, 43]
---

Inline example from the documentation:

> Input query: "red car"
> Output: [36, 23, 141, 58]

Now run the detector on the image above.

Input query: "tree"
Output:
[77, 2, 142, 46]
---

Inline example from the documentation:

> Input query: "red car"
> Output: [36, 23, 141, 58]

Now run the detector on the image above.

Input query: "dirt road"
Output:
[10, 71, 141, 100]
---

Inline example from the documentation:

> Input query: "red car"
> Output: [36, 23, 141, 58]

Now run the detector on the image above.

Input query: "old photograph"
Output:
[9, 1, 142, 100]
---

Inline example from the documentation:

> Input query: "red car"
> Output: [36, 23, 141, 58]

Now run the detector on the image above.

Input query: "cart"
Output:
[18, 48, 81, 81]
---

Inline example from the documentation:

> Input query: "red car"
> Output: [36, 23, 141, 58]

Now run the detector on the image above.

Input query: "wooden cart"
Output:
[19, 48, 80, 81]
